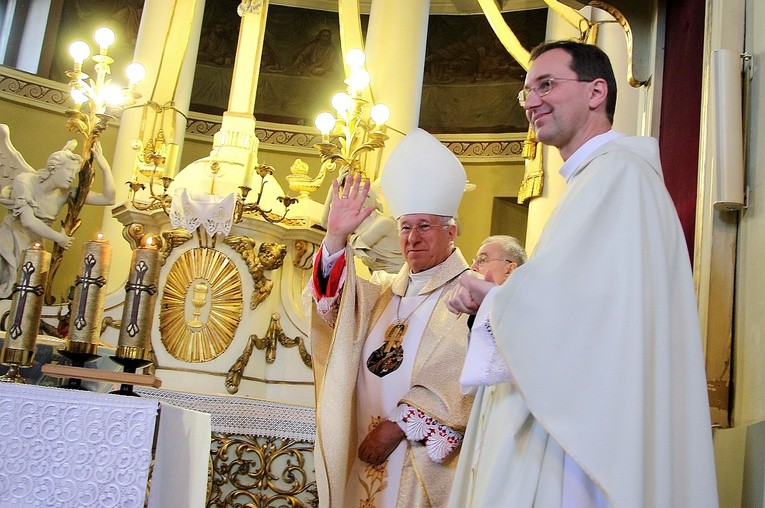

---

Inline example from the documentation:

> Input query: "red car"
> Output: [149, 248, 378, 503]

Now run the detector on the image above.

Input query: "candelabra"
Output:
[130, 153, 298, 230]
[311, 49, 391, 181]
[234, 163, 298, 224]
[45, 27, 145, 302]
[127, 133, 177, 215]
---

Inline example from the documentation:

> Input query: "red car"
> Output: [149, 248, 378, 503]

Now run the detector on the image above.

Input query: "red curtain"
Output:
[658, 0, 706, 259]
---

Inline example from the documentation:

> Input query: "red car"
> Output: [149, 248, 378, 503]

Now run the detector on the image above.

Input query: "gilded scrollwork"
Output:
[124, 223, 146, 250]
[292, 240, 317, 270]
[225, 312, 312, 394]
[158, 228, 193, 264]
[224, 235, 287, 309]
[208, 433, 318, 508]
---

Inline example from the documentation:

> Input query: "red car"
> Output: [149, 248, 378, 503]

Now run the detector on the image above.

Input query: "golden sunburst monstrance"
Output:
[159, 248, 243, 362]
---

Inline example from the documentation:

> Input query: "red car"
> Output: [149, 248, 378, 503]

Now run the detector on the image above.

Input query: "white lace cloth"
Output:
[0, 383, 158, 507]
[459, 286, 512, 394]
[169, 188, 237, 236]
[394, 404, 464, 463]
[135, 387, 316, 442]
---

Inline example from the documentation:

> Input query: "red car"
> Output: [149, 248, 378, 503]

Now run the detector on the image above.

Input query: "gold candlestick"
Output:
[116, 235, 160, 361]
[0, 243, 51, 383]
[66, 233, 112, 356]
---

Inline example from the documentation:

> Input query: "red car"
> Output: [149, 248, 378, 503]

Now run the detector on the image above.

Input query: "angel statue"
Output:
[0, 124, 116, 298]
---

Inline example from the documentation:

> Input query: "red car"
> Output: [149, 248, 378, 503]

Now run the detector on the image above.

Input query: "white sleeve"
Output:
[459, 286, 512, 394]
[391, 404, 464, 463]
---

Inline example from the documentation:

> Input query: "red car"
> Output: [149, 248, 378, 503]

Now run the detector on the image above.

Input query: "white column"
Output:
[593, 8, 645, 137]
[101, 0, 206, 292]
[363, 0, 431, 180]
[524, 9, 581, 253]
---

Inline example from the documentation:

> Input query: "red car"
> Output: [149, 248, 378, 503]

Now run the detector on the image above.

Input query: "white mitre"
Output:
[381, 128, 466, 219]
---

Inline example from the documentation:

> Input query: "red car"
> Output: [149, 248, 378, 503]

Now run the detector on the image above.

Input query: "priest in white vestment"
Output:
[447, 41, 719, 508]
[307, 129, 475, 507]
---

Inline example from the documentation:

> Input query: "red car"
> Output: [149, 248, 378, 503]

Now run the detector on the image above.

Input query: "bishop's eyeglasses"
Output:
[472, 256, 512, 266]
[398, 222, 449, 237]
[517, 77, 594, 106]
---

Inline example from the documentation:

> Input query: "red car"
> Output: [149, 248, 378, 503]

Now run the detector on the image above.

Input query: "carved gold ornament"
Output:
[224, 236, 286, 309]
[225, 312, 312, 394]
[208, 433, 317, 507]
[159, 248, 243, 362]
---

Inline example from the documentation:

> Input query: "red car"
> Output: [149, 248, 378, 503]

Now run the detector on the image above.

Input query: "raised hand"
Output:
[323, 173, 375, 254]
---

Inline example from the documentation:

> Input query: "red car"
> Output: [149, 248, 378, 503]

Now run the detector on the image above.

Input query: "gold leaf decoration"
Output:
[159, 248, 243, 362]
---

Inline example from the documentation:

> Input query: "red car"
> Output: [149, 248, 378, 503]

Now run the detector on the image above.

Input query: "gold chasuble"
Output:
[308, 247, 473, 507]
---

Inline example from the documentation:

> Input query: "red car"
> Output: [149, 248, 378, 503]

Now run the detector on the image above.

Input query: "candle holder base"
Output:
[0, 348, 34, 383]
[58, 348, 101, 390]
[0, 363, 26, 383]
[109, 356, 153, 396]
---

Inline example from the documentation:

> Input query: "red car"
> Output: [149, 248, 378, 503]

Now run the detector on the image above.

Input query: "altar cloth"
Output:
[0, 383, 157, 507]
[0, 383, 212, 508]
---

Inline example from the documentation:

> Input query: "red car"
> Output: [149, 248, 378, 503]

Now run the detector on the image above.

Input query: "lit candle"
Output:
[66, 233, 111, 355]
[0, 243, 51, 366]
[242, 151, 256, 189]
[116, 235, 161, 361]
[163, 143, 179, 179]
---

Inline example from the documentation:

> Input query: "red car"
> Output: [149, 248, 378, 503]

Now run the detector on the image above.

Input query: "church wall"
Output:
[722, 0, 765, 505]
[733, 0, 765, 429]
[700, 0, 765, 505]
[180, 129, 526, 265]
[458, 161, 526, 258]
[1, 79, 521, 300]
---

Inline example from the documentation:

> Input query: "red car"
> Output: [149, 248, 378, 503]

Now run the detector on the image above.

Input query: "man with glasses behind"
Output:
[471, 235, 527, 285]
[307, 128, 474, 507]
[447, 40, 718, 507]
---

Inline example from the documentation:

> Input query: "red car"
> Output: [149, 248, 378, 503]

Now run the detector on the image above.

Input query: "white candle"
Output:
[243, 151, 256, 188]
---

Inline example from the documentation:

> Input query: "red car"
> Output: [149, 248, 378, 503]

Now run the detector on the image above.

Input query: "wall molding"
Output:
[0, 65, 524, 162]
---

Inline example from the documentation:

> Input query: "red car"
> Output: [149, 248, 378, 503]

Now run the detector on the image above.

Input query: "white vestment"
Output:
[450, 135, 719, 508]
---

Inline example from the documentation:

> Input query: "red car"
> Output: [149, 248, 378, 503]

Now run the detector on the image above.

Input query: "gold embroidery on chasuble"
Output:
[357, 416, 390, 508]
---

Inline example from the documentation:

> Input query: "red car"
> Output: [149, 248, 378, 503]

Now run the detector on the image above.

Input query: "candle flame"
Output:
[32, 242, 42, 249]
[96, 233, 104, 241]
[141, 235, 159, 249]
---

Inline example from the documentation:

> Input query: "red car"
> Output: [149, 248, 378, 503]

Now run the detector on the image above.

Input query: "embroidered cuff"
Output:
[393, 404, 463, 463]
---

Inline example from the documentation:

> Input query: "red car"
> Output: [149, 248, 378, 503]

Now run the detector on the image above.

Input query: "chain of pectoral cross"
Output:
[73, 254, 107, 331]
[124, 260, 157, 337]
[9, 261, 44, 340]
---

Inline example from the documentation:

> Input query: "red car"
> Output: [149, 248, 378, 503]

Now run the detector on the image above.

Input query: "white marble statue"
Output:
[0, 124, 116, 298]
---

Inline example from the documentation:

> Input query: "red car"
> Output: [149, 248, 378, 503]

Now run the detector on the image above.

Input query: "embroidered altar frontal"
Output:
[0, 384, 157, 507]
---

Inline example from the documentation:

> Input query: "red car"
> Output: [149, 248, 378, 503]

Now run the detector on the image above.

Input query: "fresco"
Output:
[49, 1, 547, 134]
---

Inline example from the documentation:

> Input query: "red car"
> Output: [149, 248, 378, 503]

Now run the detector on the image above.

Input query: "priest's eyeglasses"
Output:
[398, 223, 448, 237]
[517, 77, 594, 106]
[472, 256, 512, 266]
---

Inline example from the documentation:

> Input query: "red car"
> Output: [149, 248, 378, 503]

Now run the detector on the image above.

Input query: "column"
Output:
[101, 0, 206, 292]
[524, 8, 580, 252]
[363, 0, 431, 180]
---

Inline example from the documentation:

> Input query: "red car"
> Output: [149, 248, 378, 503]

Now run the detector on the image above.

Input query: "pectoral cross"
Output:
[73, 254, 106, 330]
[124, 261, 157, 337]
[9, 261, 44, 340]
[383, 322, 407, 352]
